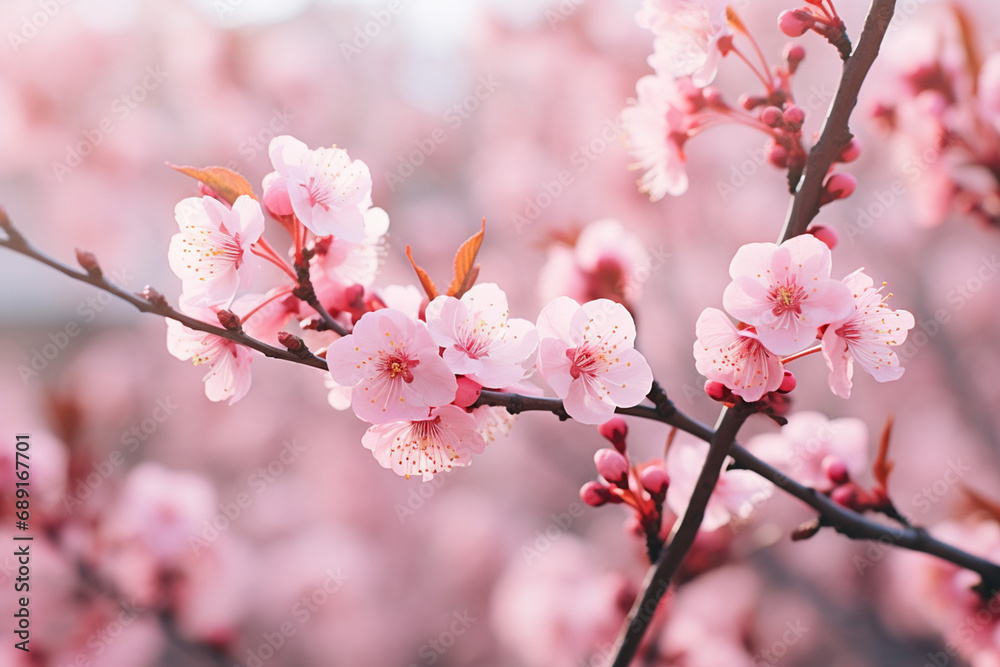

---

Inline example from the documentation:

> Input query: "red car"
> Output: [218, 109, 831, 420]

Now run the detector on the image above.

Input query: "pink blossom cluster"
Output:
[875, 9, 1000, 227]
[621, 0, 860, 203]
[694, 234, 916, 401]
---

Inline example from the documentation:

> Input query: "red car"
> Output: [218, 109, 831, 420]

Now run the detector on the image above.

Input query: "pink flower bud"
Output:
[452, 376, 482, 408]
[262, 174, 294, 217]
[75, 249, 102, 278]
[822, 455, 850, 486]
[598, 417, 628, 453]
[838, 138, 861, 163]
[595, 448, 629, 485]
[580, 481, 611, 507]
[704, 380, 732, 402]
[820, 172, 857, 204]
[830, 483, 861, 509]
[761, 106, 784, 127]
[782, 104, 806, 131]
[739, 94, 767, 111]
[778, 9, 816, 37]
[807, 223, 839, 249]
[783, 43, 806, 73]
[777, 369, 797, 393]
[639, 465, 670, 497]
[767, 142, 789, 168]
[198, 183, 226, 204]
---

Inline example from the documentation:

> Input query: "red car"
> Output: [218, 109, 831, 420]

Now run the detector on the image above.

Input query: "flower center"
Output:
[769, 284, 806, 316]
[384, 354, 419, 383]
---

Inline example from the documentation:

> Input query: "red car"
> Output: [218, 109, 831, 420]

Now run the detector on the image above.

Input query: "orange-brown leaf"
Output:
[447, 218, 486, 298]
[168, 164, 257, 205]
[406, 245, 438, 301]
[952, 4, 982, 92]
[873, 413, 895, 490]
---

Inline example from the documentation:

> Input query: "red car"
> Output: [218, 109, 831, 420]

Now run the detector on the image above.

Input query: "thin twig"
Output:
[475, 390, 1000, 594]
[778, 0, 898, 243]
[0, 216, 328, 371]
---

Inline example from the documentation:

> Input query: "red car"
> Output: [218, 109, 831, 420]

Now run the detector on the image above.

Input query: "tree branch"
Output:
[778, 0, 897, 243]
[475, 390, 1000, 594]
[609, 406, 752, 667]
[0, 212, 328, 371]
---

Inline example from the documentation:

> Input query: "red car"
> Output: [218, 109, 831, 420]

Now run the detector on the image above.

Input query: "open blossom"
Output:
[426, 283, 537, 389]
[748, 412, 869, 492]
[693, 308, 783, 402]
[263, 135, 374, 242]
[536, 297, 653, 425]
[822, 269, 916, 398]
[622, 73, 691, 200]
[666, 436, 774, 531]
[361, 405, 487, 480]
[166, 305, 253, 405]
[723, 235, 853, 355]
[637, 0, 729, 86]
[168, 195, 264, 308]
[539, 219, 652, 306]
[326, 308, 457, 424]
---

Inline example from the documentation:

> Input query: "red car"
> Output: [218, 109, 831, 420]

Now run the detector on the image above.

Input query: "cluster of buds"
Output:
[704, 369, 797, 423]
[580, 418, 672, 559]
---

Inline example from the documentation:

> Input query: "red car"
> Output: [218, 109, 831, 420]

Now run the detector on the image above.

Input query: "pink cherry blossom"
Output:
[536, 297, 653, 425]
[636, 0, 729, 86]
[326, 308, 458, 424]
[748, 411, 869, 492]
[167, 195, 265, 308]
[539, 219, 652, 306]
[821, 269, 916, 398]
[621, 73, 691, 200]
[361, 405, 487, 480]
[693, 308, 784, 402]
[166, 305, 253, 405]
[665, 436, 774, 532]
[722, 235, 853, 355]
[426, 283, 538, 389]
[264, 135, 374, 242]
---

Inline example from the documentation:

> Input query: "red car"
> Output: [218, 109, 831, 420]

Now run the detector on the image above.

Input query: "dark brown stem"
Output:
[294, 255, 350, 337]
[609, 406, 751, 666]
[778, 0, 897, 243]
[475, 390, 1000, 595]
[0, 217, 328, 371]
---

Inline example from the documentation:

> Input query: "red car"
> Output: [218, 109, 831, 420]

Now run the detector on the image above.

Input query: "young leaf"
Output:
[406, 245, 439, 301]
[168, 164, 257, 205]
[873, 413, 895, 491]
[446, 218, 486, 298]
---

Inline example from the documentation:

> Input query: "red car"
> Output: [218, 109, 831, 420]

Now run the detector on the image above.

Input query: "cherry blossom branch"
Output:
[779, 0, 897, 242]
[475, 390, 1000, 593]
[294, 248, 350, 337]
[0, 210, 329, 371]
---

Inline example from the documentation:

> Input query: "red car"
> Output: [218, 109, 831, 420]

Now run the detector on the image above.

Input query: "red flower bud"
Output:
[778, 370, 797, 394]
[580, 481, 612, 507]
[783, 43, 806, 73]
[823, 455, 850, 486]
[807, 224, 839, 250]
[778, 9, 816, 37]
[453, 376, 482, 408]
[639, 465, 670, 497]
[598, 417, 628, 453]
[782, 104, 806, 131]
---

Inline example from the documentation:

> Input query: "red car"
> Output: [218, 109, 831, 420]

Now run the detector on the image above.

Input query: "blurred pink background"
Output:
[2, 0, 1000, 665]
